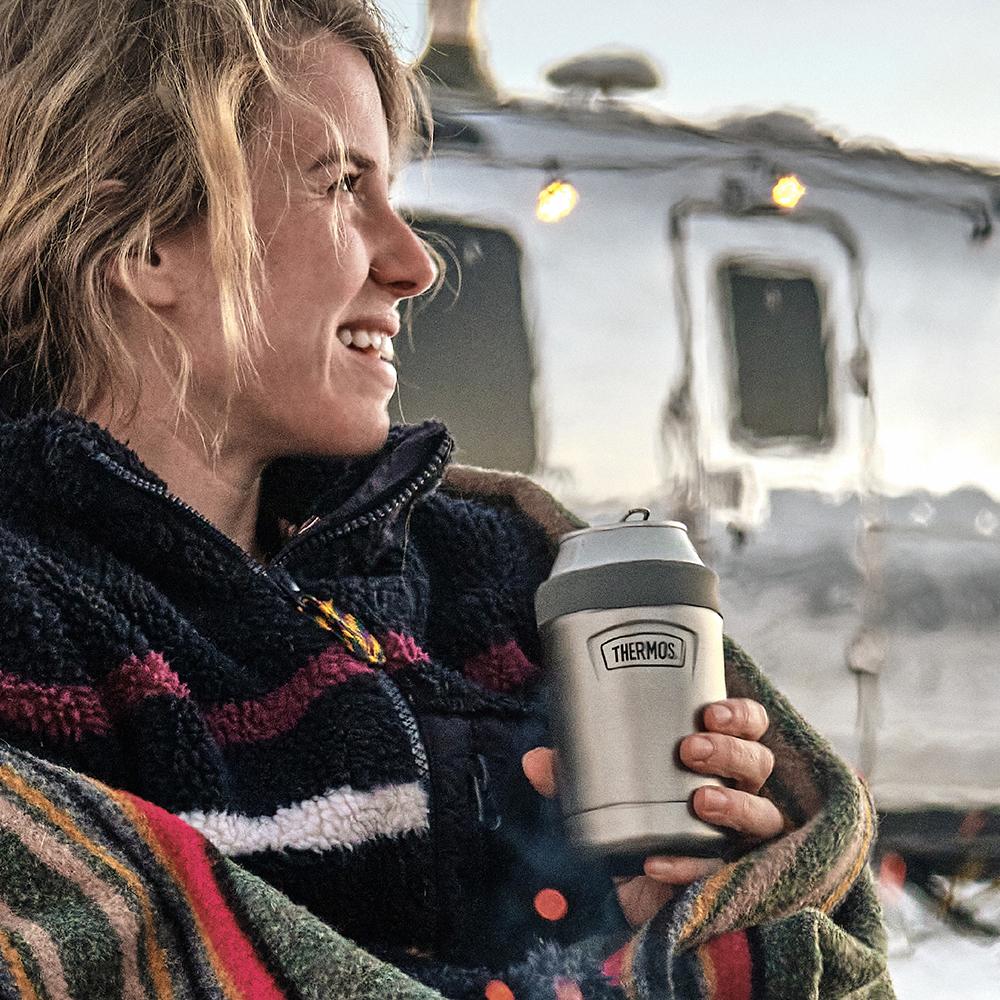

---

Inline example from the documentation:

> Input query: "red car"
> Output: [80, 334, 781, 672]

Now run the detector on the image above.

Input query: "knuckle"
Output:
[754, 702, 771, 736]
[738, 698, 768, 736]
[737, 792, 757, 829]
[759, 744, 776, 781]
[734, 698, 754, 727]
[732, 736, 755, 775]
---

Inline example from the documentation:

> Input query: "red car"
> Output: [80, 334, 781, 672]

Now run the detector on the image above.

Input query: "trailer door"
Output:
[675, 212, 870, 762]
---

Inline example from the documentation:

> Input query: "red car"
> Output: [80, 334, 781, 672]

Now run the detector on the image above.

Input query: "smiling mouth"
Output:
[336, 327, 395, 362]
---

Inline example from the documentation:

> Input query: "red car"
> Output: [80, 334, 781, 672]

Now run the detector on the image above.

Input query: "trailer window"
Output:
[397, 218, 536, 472]
[721, 265, 831, 446]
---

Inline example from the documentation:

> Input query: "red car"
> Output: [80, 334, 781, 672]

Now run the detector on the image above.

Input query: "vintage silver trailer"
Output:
[395, 0, 1000, 869]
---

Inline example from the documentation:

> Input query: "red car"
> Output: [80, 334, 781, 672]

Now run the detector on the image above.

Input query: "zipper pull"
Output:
[295, 515, 321, 537]
[471, 753, 502, 832]
[296, 594, 385, 666]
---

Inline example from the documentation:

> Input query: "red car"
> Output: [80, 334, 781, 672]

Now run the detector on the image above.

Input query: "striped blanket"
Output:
[0, 639, 895, 999]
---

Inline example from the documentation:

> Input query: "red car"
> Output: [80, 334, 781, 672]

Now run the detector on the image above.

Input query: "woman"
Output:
[0, 2, 891, 998]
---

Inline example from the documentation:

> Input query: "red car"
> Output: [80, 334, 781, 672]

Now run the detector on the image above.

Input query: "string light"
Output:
[428, 145, 990, 237]
[771, 174, 807, 210]
[536, 179, 579, 223]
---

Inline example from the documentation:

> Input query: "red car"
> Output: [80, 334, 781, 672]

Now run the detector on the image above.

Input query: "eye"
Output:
[329, 172, 361, 196]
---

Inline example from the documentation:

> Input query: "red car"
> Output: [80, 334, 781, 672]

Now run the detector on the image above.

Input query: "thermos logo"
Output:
[600, 630, 686, 670]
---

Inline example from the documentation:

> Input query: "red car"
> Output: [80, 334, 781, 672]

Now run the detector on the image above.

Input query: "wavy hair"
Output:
[0, 0, 426, 421]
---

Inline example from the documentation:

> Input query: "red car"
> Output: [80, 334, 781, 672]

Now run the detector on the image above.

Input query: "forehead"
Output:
[262, 34, 389, 169]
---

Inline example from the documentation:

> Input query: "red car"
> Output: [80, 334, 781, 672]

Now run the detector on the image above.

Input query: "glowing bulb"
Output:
[536, 180, 579, 223]
[771, 174, 806, 210]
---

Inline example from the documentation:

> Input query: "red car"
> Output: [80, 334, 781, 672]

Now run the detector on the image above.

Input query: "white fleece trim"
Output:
[178, 781, 430, 856]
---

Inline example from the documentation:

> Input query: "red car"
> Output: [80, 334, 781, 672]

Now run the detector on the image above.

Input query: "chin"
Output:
[310, 410, 391, 459]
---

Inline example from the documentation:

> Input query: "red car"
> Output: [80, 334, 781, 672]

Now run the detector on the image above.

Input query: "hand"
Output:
[521, 698, 784, 926]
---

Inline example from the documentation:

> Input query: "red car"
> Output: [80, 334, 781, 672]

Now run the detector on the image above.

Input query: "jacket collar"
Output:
[0, 409, 453, 563]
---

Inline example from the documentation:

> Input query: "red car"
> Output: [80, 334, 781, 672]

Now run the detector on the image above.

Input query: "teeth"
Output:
[337, 327, 395, 362]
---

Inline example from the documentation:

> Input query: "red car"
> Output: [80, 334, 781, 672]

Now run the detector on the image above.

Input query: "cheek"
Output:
[266, 217, 368, 305]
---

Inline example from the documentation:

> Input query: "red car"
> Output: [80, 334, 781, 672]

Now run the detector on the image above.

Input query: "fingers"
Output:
[521, 747, 557, 799]
[702, 698, 770, 741]
[642, 855, 724, 884]
[692, 785, 785, 840]
[679, 731, 775, 792]
[613, 875, 678, 927]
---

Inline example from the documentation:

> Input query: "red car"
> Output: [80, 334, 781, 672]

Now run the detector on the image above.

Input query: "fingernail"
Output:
[700, 786, 727, 811]
[710, 704, 732, 726]
[644, 857, 678, 878]
[686, 735, 713, 761]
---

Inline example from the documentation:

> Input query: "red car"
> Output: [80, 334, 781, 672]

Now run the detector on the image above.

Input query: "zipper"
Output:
[375, 672, 429, 783]
[268, 435, 452, 570]
[92, 452, 307, 612]
[93, 434, 448, 606]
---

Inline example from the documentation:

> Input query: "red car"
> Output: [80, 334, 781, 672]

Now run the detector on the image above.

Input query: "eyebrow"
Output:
[307, 148, 382, 178]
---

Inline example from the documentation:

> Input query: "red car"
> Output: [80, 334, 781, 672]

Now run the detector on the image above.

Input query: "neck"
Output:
[88, 399, 267, 560]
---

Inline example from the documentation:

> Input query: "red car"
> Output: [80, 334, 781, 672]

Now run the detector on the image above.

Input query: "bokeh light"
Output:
[771, 174, 807, 209]
[484, 979, 515, 1000]
[536, 180, 579, 222]
[533, 887, 569, 921]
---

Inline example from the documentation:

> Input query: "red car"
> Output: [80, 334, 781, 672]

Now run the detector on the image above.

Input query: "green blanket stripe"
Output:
[0, 824, 125, 999]
[0, 745, 446, 1000]
[1, 757, 211, 999]
[0, 764, 197, 1000]
[1, 930, 45, 1000]
[219, 860, 444, 1000]
[756, 873, 894, 1000]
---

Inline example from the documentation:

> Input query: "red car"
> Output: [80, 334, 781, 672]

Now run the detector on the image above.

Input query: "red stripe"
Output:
[0, 651, 189, 743]
[205, 647, 374, 745]
[0, 670, 110, 741]
[0, 630, 424, 747]
[702, 931, 753, 1000]
[463, 640, 540, 693]
[102, 652, 190, 711]
[380, 631, 431, 671]
[123, 792, 285, 998]
[380, 632, 431, 672]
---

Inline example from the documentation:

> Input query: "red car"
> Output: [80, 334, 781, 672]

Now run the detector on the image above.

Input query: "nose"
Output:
[369, 209, 436, 301]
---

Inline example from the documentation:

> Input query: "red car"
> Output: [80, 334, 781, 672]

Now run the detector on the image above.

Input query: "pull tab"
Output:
[621, 507, 651, 522]
[296, 594, 385, 666]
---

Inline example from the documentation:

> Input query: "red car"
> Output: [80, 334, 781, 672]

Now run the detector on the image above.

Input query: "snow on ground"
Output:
[881, 880, 1000, 998]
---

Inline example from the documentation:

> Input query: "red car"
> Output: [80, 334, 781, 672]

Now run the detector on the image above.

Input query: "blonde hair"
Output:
[0, 0, 426, 420]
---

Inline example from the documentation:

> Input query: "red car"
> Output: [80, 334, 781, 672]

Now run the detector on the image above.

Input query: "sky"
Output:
[381, 0, 1000, 168]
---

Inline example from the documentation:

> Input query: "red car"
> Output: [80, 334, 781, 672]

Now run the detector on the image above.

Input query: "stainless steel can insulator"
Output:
[535, 511, 727, 871]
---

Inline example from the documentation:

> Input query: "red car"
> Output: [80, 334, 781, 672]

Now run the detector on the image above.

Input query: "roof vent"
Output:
[715, 111, 839, 150]
[416, 0, 496, 98]
[545, 49, 661, 97]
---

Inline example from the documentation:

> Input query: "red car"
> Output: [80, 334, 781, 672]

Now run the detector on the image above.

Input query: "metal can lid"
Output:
[535, 512, 720, 626]
[551, 515, 703, 577]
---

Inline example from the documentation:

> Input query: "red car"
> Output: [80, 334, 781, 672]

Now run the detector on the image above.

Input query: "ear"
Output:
[97, 179, 182, 309]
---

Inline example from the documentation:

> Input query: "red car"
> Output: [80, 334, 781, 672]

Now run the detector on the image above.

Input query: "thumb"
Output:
[521, 746, 558, 799]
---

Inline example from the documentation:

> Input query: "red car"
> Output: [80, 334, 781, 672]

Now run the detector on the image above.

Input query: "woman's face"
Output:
[151, 34, 435, 460]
